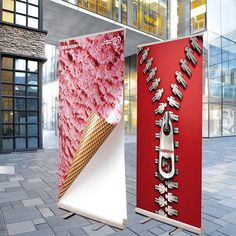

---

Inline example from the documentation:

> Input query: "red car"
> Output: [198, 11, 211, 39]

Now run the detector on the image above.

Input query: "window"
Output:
[1, 56, 40, 151]
[191, 0, 206, 33]
[2, 0, 40, 29]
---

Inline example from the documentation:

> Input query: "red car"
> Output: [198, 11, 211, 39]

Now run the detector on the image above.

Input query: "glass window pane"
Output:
[27, 73, 38, 85]
[28, 17, 38, 28]
[2, 57, 13, 70]
[28, 137, 38, 148]
[28, 111, 38, 122]
[15, 59, 26, 70]
[15, 72, 26, 84]
[2, 71, 13, 83]
[27, 124, 38, 136]
[2, 98, 13, 109]
[3, 0, 14, 11]
[15, 98, 26, 110]
[28, 5, 38, 17]
[2, 11, 14, 23]
[2, 138, 13, 150]
[15, 125, 26, 136]
[209, 103, 222, 137]
[3, 111, 13, 123]
[15, 14, 26, 26]
[191, 0, 206, 33]
[15, 138, 26, 149]
[15, 85, 26, 96]
[16, 1, 27, 14]
[27, 99, 38, 110]
[15, 111, 26, 123]
[28, 86, 38, 97]
[28, 0, 39, 5]
[28, 61, 38, 72]
[2, 124, 13, 136]
[2, 84, 13, 96]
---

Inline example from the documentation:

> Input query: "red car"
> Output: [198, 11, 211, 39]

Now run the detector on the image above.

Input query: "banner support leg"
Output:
[139, 217, 152, 224]
[62, 212, 75, 219]
[169, 227, 183, 235]
[93, 223, 105, 231]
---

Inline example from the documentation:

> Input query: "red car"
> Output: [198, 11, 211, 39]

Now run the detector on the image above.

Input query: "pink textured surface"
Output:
[58, 30, 124, 190]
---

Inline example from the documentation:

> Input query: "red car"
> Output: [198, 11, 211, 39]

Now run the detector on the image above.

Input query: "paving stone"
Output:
[33, 218, 46, 225]
[68, 226, 89, 236]
[2, 206, 42, 224]
[221, 211, 236, 224]
[202, 205, 229, 218]
[109, 228, 138, 236]
[148, 226, 165, 235]
[6, 220, 36, 235]
[39, 207, 54, 218]
[202, 219, 222, 234]
[17, 228, 55, 236]
[128, 220, 161, 233]
[217, 223, 236, 235]
[0, 181, 20, 190]
[82, 224, 115, 236]
[27, 178, 43, 183]
[22, 198, 44, 207]
[0, 191, 28, 204]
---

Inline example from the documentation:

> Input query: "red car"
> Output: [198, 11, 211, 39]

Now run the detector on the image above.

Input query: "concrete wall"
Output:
[0, 24, 46, 59]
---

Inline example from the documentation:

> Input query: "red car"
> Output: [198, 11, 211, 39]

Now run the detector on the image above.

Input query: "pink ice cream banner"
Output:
[57, 29, 127, 229]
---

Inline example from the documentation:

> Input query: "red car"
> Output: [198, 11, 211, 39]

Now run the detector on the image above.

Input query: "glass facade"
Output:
[0, 56, 41, 151]
[124, 55, 137, 134]
[64, 0, 168, 39]
[2, 0, 40, 29]
[203, 0, 236, 137]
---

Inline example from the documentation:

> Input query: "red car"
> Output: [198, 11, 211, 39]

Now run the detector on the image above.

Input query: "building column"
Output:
[169, 0, 178, 39]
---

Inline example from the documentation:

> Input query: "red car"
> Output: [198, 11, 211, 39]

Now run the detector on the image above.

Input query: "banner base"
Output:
[135, 207, 203, 235]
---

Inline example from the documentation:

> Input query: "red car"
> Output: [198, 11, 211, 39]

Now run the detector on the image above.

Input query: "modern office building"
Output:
[0, 0, 47, 153]
[1, 0, 236, 152]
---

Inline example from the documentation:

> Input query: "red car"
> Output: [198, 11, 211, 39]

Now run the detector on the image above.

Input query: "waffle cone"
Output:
[58, 113, 116, 199]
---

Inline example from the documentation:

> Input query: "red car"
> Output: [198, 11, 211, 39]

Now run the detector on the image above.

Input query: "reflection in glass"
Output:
[2, 71, 13, 83]
[28, 17, 38, 28]
[2, 11, 14, 23]
[15, 14, 27, 26]
[28, 86, 38, 97]
[28, 61, 38, 72]
[15, 85, 26, 96]
[223, 106, 235, 136]
[209, 103, 222, 137]
[28, 0, 39, 5]
[15, 98, 26, 110]
[28, 112, 38, 123]
[15, 125, 26, 136]
[27, 99, 38, 110]
[27, 125, 38, 136]
[27, 73, 38, 85]
[15, 111, 26, 123]
[15, 72, 26, 84]
[2, 84, 13, 96]
[3, 111, 13, 123]
[15, 138, 26, 149]
[191, 0, 206, 33]
[16, 1, 27, 14]
[2, 98, 13, 109]
[3, 0, 14, 11]
[28, 5, 38, 17]
[2, 57, 13, 70]
[28, 137, 38, 148]
[15, 59, 26, 70]
[2, 125, 13, 136]
[2, 138, 13, 150]
[177, 0, 190, 37]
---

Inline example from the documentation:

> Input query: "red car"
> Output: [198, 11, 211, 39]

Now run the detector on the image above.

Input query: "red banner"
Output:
[136, 36, 203, 233]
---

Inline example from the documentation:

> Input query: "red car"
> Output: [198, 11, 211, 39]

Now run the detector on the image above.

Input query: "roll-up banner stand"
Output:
[57, 28, 127, 229]
[136, 35, 203, 234]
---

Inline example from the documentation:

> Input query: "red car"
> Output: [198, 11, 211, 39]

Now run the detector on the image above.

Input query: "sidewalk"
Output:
[0, 137, 236, 235]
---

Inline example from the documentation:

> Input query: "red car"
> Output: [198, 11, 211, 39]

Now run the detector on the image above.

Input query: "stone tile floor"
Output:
[0, 136, 236, 235]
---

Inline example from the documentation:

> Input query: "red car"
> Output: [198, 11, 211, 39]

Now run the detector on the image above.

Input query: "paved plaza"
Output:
[0, 134, 236, 235]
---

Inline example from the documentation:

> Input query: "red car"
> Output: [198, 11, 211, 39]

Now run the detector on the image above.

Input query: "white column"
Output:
[169, 0, 178, 39]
